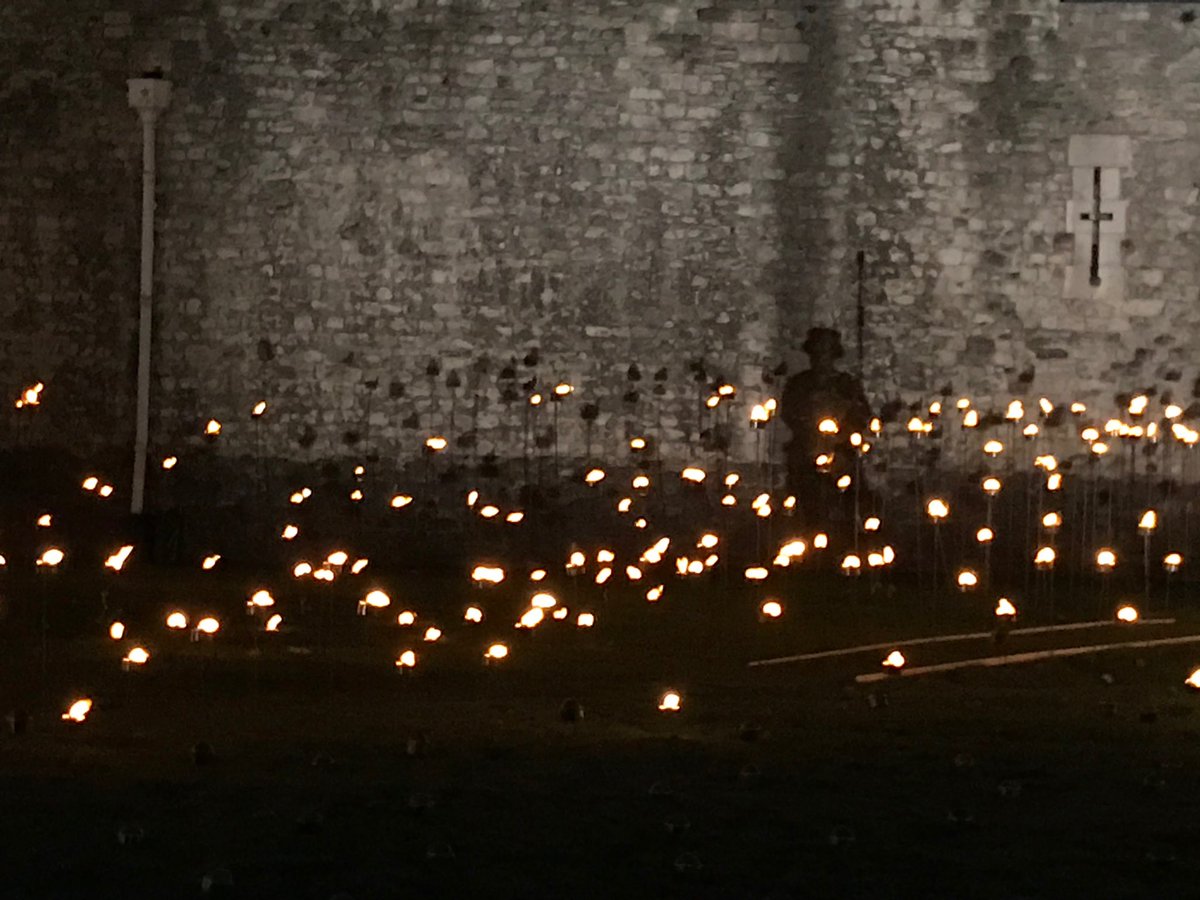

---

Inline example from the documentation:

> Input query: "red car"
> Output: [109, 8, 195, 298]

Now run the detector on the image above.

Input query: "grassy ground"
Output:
[3, 558, 1200, 900]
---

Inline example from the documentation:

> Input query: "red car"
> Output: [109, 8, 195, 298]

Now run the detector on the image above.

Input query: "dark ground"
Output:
[2, 446, 1199, 898]
[3, 561, 1200, 900]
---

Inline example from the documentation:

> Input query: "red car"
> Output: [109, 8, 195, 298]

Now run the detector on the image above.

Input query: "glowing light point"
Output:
[1116, 605, 1139, 623]
[926, 499, 950, 522]
[532, 592, 559, 614]
[759, 600, 783, 620]
[62, 699, 92, 723]
[122, 647, 150, 668]
[104, 545, 134, 572]
[1034, 546, 1056, 570]
[484, 642, 509, 662]
[471, 565, 506, 585]
[248, 589, 276, 609]
[658, 690, 682, 712]
[882, 650, 906, 670]
[995, 597, 1018, 618]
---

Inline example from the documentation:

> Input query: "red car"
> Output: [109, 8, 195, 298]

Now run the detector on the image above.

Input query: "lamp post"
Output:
[127, 76, 172, 516]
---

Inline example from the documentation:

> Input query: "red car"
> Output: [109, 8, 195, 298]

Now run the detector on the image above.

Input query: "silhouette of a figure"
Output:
[781, 328, 872, 518]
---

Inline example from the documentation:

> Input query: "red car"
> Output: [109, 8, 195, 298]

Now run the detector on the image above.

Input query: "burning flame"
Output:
[396, 650, 417, 669]
[485, 642, 509, 661]
[995, 597, 1017, 617]
[471, 565, 505, 585]
[104, 545, 134, 572]
[37, 548, 65, 567]
[62, 699, 92, 723]
[166, 612, 188, 630]
[658, 690, 682, 712]
[518, 608, 544, 629]
[123, 647, 150, 666]
[363, 590, 391, 610]
[465, 606, 484, 623]
[196, 617, 220, 635]
[882, 650, 906, 669]
[926, 499, 949, 521]
[760, 600, 783, 619]
[249, 589, 276, 608]
[576, 612, 595, 628]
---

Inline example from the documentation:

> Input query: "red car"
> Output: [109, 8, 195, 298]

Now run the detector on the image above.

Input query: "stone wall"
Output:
[2, 0, 1199, 476]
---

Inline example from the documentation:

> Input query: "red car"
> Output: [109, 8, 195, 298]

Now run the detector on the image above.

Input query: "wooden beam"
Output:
[854, 633, 1200, 684]
[748, 619, 1176, 668]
